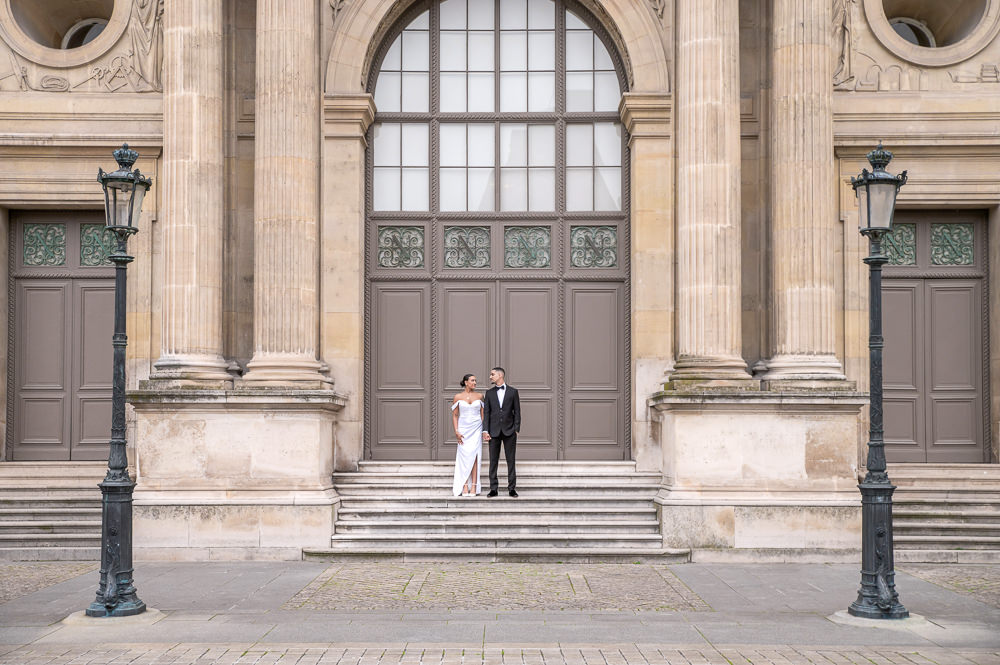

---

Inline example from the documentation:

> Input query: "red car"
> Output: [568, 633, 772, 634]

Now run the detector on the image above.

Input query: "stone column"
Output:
[762, 0, 850, 387]
[243, 0, 328, 385]
[669, 0, 754, 387]
[153, 0, 230, 382]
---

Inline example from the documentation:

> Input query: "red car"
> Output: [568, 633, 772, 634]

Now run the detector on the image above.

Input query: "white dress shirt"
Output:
[496, 383, 506, 408]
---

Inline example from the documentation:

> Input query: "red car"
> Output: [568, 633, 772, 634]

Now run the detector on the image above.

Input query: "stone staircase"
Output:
[891, 463, 1000, 563]
[0, 462, 104, 560]
[306, 461, 688, 562]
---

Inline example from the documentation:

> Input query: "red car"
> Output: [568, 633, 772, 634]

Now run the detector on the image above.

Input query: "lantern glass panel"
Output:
[856, 184, 869, 232]
[868, 180, 898, 233]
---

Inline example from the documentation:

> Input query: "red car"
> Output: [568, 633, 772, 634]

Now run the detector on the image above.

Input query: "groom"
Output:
[482, 366, 520, 497]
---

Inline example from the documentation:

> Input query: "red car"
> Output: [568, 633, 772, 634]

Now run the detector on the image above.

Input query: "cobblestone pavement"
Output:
[284, 564, 710, 612]
[1, 644, 998, 665]
[0, 562, 96, 604]
[901, 565, 1000, 609]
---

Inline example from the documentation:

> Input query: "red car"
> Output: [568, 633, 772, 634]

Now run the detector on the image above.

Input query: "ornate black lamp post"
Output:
[86, 144, 151, 618]
[848, 143, 908, 619]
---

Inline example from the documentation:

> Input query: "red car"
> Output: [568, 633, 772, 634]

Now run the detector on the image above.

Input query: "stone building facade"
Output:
[1, 0, 998, 559]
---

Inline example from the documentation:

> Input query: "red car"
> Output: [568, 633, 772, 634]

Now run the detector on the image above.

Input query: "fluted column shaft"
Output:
[243, 0, 326, 384]
[155, 0, 230, 381]
[764, 0, 847, 384]
[671, 0, 752, 384]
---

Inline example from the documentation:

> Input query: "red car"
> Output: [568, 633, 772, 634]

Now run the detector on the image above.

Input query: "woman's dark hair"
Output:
[460, 373, 475, 387]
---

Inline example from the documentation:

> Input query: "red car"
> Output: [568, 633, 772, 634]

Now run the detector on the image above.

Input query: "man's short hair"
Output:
[492, 366, 505, 378]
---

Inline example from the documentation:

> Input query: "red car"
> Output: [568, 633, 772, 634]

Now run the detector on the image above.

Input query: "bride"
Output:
[451, 374, 484, 497]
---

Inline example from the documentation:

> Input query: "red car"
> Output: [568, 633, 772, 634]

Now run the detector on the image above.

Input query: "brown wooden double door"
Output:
[883, 210, 989, 463]
[370, 279, 626, 460]
[8, 211, 115, 461]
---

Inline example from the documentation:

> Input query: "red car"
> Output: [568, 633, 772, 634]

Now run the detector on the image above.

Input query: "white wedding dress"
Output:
[451, 399, 483, 496]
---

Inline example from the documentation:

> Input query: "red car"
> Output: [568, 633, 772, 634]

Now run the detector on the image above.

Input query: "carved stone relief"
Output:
[0, 0, 163, 93]
[837, 0, 1000, 91]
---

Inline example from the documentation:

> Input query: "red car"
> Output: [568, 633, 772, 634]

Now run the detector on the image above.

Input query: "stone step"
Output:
[0, 520, 102, 534]
[0, 462, 107, 488]
[0, 533, 101, 547]
[0, 492, 101, 505]
[895, 534, 1000, 550]
[894, 521, 1000, 538]
[304, 547, 690, 563]
[328, 533, 664, 549]
[335, 485, 659, 496]
[335, 520, 660, 535]
[0, 507, 101, 518]
[337, 497, 655, 509]
[338, 506, 657, 520]
[333, 473, 660, 485]
[894, 509, 1000, 523]
[895, 549, 1000, 563]
[0, 547, 101, 561]
[357, 461, 641, 473]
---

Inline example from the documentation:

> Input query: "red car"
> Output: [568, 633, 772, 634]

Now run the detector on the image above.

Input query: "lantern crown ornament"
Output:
[98, 143, 152, 234]
[852, 142, 907, 236]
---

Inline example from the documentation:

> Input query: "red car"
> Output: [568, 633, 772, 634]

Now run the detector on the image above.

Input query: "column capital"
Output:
[323, 94, 377, 141]
[619, 92, 671, 142]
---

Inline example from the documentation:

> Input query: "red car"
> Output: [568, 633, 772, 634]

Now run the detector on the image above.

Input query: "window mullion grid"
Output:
[430, 0, 441, 214]
[555, 0, 567, 223]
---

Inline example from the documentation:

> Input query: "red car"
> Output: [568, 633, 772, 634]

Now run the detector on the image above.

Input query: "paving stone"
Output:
[900, 565, 1000, 609]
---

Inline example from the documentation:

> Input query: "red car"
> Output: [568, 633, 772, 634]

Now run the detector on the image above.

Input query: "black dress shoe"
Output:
[509, 490, 518, 497]
[487, 490, 498, 497]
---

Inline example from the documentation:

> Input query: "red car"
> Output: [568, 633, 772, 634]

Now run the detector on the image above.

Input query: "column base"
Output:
[242, 354, 332, 387]
[761, 354, 856, 390]
[151, 354, 234, 386]
[667, 355, 756, 390]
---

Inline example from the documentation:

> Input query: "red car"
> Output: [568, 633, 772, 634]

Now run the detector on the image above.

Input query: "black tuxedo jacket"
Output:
[483, 384, 520, 438]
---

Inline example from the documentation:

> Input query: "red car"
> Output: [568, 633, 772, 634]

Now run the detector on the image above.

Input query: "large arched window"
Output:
[366, 0, 629, 461]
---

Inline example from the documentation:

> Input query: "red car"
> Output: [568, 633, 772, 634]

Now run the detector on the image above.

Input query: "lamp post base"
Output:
[85, 598, 147, 618]
[848, 482, 908, 620]
[86, 479, 145, 618]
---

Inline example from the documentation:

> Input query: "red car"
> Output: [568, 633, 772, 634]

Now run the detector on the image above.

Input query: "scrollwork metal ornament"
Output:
[377, 226, 425, 268]
[884, 223, 915, 266]
[505, 226, 551, 269]
[81, 224, 117, 266]
[930, 223, 974, 265]
[444, 226, 490, 269]
[570, 226, 617, 268]
[23, 224, 66, 266]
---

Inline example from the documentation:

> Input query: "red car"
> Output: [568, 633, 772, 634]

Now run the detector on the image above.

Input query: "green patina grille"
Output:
[443, 226, 490, 269]
[80, 224, 116, 266]
[930, 223, 974, 265]
[504, 226, 551, 269]
[377, 226, 425, 268]
[884, 223, 916, 266]
[569, 225, 616, 268]
[23, 223, 66, 266]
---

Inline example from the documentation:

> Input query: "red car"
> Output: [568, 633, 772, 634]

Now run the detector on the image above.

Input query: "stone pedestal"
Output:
[130, 389, 345, 560]
[650, 391, 866, 553]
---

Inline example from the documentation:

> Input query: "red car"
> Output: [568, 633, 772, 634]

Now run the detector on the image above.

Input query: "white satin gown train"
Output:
[451, 399, 483, 496]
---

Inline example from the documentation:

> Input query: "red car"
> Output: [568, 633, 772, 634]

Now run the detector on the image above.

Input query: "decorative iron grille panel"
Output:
[930, 223, 974, 265]
[504, 226, 551, 268]
[884, 223, 916, 266]
[443, 226, 491, 268]
[80, 224, 116, 266]
[377, 226, 425, 268]
[23, 223, 66, 266]
[569, 225, 616, 268]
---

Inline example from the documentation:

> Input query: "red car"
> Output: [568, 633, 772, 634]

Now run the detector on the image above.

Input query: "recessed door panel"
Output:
[564, 283, 622, 460]
[371, 284, 431, 459]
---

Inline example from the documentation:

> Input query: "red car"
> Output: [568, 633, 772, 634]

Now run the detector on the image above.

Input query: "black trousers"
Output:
[488, 432, 517, 492]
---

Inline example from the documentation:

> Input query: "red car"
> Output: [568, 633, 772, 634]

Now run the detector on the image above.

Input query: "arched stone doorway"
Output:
[364, 0, 630, 461]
